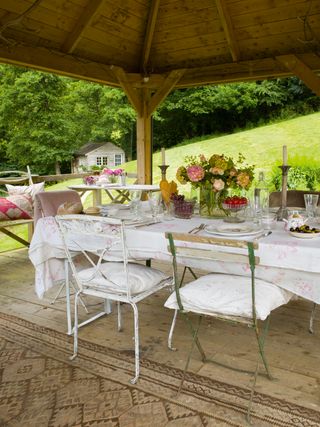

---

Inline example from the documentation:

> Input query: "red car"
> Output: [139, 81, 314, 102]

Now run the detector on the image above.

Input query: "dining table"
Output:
[68, 183, 160, 207]
[29, 214, 320, 305]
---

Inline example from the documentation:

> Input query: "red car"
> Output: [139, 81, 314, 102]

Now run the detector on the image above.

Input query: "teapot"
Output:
[283, 212, 307, 231]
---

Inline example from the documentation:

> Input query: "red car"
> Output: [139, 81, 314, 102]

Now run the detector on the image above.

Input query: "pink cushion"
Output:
[0, 195, 33, 221]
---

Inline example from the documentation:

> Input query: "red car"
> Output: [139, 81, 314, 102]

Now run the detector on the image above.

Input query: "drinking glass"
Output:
[129, 190, 142, 219]
[148, 191, 162, 220]
[304, 194, 319, 219]
[261, 212, 277, 230]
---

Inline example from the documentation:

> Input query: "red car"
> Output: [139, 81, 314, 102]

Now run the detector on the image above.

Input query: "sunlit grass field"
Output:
[1, 111, 320, 252]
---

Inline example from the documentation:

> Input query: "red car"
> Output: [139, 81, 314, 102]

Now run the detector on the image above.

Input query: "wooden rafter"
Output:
[215, 0, 239, 62]
[111, 66, 142, 115]
[147, 69, 185, 116]
[141, 0, 161, 73]
[62, 0, 105, 54]
[0, 44, 118, 87]
[276, 54, 320, 96]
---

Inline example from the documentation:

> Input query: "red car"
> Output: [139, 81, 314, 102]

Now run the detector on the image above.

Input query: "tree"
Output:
[0, 66, 78, 174]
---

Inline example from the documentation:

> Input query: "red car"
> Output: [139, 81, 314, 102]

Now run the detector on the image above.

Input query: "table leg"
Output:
[92, 189, 102, 207]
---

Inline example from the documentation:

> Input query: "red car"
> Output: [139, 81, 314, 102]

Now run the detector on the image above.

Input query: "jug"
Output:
[283, 212, 307, 231]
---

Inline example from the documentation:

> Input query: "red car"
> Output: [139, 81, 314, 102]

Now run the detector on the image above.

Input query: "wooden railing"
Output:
[0, 172, 138, 185]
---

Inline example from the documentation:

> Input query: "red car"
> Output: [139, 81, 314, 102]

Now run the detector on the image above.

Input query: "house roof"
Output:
[75, 142, 124, 156]
[0, 1, 319, 93]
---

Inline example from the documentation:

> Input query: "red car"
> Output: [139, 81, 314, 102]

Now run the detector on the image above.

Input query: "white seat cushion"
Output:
[78, 262, 170, 295]
[164, 273, 293, 321]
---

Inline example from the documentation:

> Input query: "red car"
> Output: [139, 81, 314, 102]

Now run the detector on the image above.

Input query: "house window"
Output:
[114, 154, 122, 166]
[96, 156, 108, 166]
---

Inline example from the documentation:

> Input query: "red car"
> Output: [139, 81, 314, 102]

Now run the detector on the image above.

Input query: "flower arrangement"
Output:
[102, 168, 124, 176]
[176, 154, 254, 217]
[101, 168, 125, 183]
[83, 175, 98, 185]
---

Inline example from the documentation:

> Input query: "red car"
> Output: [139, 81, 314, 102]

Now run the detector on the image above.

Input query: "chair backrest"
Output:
[166, 232, 259, 321]
[55, 215, 130, 295]
[34, 190, 82, 225]
[269, 190, 320, 208]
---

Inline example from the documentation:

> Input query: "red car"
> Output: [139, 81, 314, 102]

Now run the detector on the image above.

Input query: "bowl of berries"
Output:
[170, 193, 195, 219]
[222, 195, 248, 223]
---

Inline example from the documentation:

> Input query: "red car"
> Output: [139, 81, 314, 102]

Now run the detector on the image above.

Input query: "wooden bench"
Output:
[0, 168, 34, 248]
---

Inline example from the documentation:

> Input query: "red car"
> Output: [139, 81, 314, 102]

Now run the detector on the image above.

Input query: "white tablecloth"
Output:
[29, 216, 320, 303]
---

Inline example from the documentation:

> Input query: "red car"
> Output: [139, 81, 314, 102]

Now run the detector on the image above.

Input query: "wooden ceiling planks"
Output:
[0, 0, 317, 90]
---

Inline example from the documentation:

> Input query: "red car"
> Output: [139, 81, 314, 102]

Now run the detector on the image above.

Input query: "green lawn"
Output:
[1, 111, 319, 252]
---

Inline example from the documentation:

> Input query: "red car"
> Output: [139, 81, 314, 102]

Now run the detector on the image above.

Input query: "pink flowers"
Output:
[212, 178, 225, 192]
[102, 168, 124, 176]
[186, 165, 205, 182]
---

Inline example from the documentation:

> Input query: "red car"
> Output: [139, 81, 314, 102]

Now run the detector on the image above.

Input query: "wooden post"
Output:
[136, 88, 152, 184]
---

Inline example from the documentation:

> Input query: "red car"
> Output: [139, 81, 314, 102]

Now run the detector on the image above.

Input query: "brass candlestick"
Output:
[158, 165, 169, 181]
[276, 165, 291, 221]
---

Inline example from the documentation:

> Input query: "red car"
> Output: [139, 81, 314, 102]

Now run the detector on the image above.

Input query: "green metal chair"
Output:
[164, 232, 293, 414]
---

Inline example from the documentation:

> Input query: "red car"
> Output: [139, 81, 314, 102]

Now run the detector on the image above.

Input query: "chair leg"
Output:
[117, 301, 122, 332]
[168, 310, 178, 351]
[309, 303, 317, 334]
[65, 262, 72, 336]
[254, 317, 273, 380]
[70, 281, 89, 314]
[177, 315, 203, 396]
[70, 291, 80, 360]
[129, 302, 140, 384]
[183, 312, 207, 363]
[50, 282, 65, 305]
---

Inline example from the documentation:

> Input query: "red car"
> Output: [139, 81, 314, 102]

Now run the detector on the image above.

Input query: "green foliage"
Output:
[270, 154, 320, 191]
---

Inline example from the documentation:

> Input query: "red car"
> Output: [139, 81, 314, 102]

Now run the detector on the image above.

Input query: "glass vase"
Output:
[199, 184, 228, 218]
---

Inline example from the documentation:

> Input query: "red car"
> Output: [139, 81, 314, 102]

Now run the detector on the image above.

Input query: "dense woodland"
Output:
[0, 64, 319, 175]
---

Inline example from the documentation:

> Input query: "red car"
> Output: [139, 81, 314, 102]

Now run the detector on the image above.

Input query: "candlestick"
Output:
[276, 165, 291, 221]
[161, 148, 166, 166]
[158, 165, 169, 181]
[282, 145, 288, 166]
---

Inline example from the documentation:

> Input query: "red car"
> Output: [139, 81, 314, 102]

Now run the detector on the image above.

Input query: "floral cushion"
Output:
[6, 182, 45, 200]
[0, 194, 33, 221]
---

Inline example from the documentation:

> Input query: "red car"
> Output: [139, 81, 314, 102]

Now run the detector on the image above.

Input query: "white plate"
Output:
[289, 231, 320, 239]
[205, 224, 263, 237]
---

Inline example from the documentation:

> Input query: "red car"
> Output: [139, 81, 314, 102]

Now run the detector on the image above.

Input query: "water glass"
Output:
[304, 194, 319, 219]
[129, 190, 142, 219]
[148, 191, 162, 220]
[261, 212, 277, 230]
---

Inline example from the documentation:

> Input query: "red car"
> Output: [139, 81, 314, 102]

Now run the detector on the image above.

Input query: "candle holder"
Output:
[276, 165, 291, 221]
[158, 165, 169, 181]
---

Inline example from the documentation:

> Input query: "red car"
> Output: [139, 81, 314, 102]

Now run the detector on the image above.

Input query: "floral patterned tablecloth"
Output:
[29, 216, 320, 303]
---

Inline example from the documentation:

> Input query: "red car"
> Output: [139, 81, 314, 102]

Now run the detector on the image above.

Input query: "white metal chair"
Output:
[164, 232, 293, 409]
[56, 214, 172, 384]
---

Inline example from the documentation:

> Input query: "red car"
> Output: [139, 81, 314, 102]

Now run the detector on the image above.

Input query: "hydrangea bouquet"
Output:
[176, 154, 254, 217]
[102, 168, 124, 183]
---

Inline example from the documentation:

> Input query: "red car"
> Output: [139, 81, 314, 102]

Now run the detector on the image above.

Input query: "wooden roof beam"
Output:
[62, 0, 105, 54]
[141, 0, 161, 73]
[276, 54, 320, 96]
[147, 69, 185, 116]
[215, 0, 239, 62]
[111, 66, 142, 116]
[0, 44, 119, 87]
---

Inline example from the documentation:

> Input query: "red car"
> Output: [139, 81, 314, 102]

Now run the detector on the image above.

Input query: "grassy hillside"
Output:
[1, 112, 319, 252]
[125, 111, 320, 184]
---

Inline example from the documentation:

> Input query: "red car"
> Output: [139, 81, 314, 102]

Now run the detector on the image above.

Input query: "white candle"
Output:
[282, 145, 288, 166]
[161, 147, 166, 166]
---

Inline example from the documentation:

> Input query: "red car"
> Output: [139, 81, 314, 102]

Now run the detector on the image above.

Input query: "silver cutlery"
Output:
[255, 230, 272, 240]
[188, 223, 206, 234]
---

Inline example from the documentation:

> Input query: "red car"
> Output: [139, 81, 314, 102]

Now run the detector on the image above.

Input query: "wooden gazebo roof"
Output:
[0, 0, 319, 182]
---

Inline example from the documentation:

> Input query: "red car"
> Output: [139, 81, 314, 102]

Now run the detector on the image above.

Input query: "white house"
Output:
[72, 142, 125, 172]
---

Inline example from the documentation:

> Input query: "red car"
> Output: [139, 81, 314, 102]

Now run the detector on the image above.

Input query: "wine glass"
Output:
[129, 190, 142, 219]
[148, 191, 162, 220]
